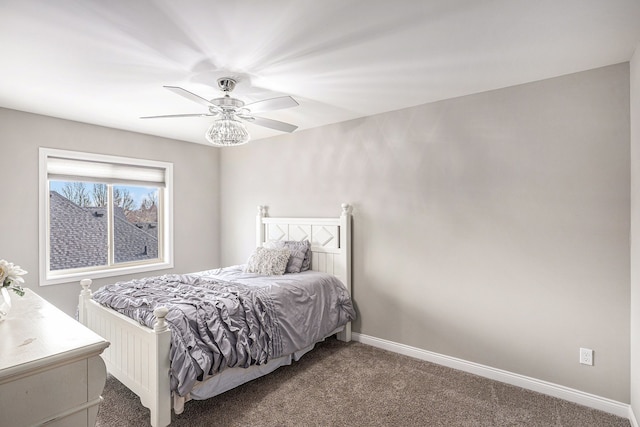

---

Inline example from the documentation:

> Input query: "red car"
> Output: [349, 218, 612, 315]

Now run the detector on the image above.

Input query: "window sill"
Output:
[40, 261, 174, 286]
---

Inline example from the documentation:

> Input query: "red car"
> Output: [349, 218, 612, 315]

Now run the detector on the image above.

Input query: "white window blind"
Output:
[47, 156, 166, 187]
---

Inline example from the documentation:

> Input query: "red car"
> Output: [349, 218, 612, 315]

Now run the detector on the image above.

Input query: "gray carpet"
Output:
[96, 337, 630, 426]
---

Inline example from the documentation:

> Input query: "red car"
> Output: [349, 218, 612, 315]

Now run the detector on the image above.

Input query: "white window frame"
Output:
[39, 148, 174, 286]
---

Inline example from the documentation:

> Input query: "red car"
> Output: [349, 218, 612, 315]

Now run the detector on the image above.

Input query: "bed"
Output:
[78, 204, 354, 427]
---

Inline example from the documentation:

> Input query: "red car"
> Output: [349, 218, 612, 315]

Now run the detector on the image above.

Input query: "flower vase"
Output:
[0, 287, 12, 321]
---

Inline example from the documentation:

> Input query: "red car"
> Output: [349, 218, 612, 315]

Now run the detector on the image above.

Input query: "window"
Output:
[39, 148, 173, 285]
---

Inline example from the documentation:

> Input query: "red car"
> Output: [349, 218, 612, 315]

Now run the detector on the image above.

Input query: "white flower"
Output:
[0, 261, 7, 283]
[0, 260, 27, 296]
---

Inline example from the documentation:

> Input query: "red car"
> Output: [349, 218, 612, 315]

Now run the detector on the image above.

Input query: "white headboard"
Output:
[256, 204, 352, 296]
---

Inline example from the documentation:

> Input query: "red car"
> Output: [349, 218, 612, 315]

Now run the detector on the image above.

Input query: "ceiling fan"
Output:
[141, 77, 299, 146]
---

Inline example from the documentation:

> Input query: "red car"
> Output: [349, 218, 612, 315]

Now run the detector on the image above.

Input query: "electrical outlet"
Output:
[580, 348, 593, 366]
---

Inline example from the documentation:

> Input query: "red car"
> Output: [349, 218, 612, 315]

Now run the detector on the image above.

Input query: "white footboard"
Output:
[79, 279, 172, 427]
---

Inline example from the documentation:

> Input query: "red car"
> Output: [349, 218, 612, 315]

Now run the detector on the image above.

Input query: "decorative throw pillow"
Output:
[299, 240, 311, 272]
[264, 240, 310, 273]
[244, 247, 291, 276]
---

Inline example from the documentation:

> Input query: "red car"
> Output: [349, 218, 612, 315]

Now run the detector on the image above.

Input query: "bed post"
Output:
[150, 307, 172, 427]
[78, 278, 92, 325]
[337, 203, 352, 342]
[256, 205, 267, 247]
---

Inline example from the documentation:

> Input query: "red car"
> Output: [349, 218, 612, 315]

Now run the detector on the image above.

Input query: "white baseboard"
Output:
[352, 332, 631, 420]
[630, 406, 638, 427]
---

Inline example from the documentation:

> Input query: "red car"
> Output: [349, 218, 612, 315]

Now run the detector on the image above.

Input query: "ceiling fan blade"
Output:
[140, 113, 215, 119]
[244, 116, 298, 133]
[244, 96, 299, 113]
[164, 86, 214, 107]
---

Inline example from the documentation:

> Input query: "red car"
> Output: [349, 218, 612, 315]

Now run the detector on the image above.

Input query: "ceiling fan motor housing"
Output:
[210, 96, 245, 110]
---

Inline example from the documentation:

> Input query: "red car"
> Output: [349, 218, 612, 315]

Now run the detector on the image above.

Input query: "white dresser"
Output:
[0, 289, 109, 426]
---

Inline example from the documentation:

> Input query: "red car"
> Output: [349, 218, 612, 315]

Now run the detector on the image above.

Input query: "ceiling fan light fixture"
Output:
[205, 113, 250, 147]
[143, 76, 298, 143]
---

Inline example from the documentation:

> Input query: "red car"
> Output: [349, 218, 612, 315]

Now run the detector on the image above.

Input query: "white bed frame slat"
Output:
[79, 204, 352, 427]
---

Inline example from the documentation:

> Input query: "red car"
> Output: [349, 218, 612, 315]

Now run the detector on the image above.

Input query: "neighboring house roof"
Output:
[49, 191, 158, 271]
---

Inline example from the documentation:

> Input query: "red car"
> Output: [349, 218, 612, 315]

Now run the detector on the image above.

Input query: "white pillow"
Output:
[264, 240, 310, 273]
[244, 247, 291, 276]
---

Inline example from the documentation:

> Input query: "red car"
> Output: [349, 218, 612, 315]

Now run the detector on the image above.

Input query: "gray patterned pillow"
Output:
[299, 240, 311, 272]
[264, 240, 311, 273]
[244, 247, 291, 276]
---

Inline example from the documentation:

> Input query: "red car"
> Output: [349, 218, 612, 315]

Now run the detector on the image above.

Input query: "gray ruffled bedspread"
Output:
[91, 269, 355, 397]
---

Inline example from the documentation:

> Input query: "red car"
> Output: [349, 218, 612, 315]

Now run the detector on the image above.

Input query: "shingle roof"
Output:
[49, 191, 158, 271]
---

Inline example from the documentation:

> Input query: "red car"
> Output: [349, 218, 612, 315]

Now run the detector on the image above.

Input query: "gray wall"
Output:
[0, 62, 631, 405]
[220, 64, 631, 402]
[631, 44, 640, 419]
[0, 108, 221, 316]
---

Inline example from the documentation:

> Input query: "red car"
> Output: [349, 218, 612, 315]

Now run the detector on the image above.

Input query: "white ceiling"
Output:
[1, 0, 639, 145]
